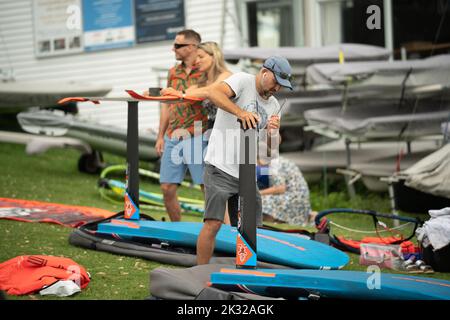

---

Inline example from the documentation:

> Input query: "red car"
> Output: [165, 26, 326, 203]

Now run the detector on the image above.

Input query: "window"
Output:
[317, 0, 450, 59]
[318, 0, 384, 47]
[392, 0, 450, 59]
[246, 0, 296, 47]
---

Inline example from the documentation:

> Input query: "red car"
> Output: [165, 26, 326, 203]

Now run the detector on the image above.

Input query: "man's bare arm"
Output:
[161, 72, 232, 99]
[205, 82, 259, 129]
[266, 115, 281, 156]
[158, 103, 170, 139]
[259, 184, 286, 195]
[154, 103, 170, 156]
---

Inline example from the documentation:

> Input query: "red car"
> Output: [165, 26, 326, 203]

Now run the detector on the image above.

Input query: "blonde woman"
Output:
[162, 42, 233, 225]
[162, 41, 232, 128]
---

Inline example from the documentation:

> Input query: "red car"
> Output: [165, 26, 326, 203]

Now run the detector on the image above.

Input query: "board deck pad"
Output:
[96, 219, 349, 269]
[209, 268, 450, 300]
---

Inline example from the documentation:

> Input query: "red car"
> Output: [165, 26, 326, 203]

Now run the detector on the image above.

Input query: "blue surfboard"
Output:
[210, 268, 450, 300]
[96, 219, 349, 269]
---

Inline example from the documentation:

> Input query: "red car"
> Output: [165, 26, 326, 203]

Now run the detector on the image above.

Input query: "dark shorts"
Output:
[203, 164, 262, 226]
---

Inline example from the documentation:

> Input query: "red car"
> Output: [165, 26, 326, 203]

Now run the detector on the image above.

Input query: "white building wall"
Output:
[0, 0, 241, 132]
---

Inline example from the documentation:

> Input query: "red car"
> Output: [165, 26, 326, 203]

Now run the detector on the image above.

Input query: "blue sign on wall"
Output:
[82, 0, 135, 51]
[135, 0, 185, 43]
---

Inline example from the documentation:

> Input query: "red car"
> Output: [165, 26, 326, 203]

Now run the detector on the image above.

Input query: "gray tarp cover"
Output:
[397, 143, 450, 198]
[306, 54, 450, 88]
[18, 110, 157, 142]
[282, 146, 409, 173]
[0, 80, 111, 109]
[346, 150, 433, 178]
[304, 101, 450, 140]
[17, 109, 159, 160]
[223, 43, 390, 63]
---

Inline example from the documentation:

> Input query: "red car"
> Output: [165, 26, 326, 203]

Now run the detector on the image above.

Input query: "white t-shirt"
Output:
[204, 72, 280, 178]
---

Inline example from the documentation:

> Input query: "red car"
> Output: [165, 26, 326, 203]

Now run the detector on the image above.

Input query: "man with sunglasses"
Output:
[156, 29, 208, 222]
[195, 56, 293, 265]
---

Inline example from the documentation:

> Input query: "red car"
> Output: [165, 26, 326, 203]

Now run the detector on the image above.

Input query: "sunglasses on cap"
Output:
[173, 43, 196, 49]
[263, 63, 294, 82]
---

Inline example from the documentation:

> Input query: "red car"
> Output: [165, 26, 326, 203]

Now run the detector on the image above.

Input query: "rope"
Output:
[329, 220, 413, 234]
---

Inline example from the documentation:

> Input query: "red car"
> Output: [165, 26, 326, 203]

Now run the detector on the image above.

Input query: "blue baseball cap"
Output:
[262, 56, 293, 90]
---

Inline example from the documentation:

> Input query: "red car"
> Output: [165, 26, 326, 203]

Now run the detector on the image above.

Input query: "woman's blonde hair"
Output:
[196, 41, 229, 88]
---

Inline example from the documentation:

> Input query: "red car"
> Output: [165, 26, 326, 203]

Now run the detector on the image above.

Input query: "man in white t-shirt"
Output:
[196, 56, 293, 265]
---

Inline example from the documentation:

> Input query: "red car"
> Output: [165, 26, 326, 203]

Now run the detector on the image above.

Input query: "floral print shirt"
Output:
[166, 63, 208, 138]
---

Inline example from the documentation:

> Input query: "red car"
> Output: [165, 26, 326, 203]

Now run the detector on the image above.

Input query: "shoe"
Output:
[400, 256, 415, 272]
[407, 260, 434, 274]
[415, 259, 425, 266]
[420, 265, 434, 273]
[406, 264, 422, 273]
[403, 256, 416, 267]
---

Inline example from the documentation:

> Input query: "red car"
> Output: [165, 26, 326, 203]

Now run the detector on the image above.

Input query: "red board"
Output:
[125, 89, 203, 102]
[58, 90, 203, 105]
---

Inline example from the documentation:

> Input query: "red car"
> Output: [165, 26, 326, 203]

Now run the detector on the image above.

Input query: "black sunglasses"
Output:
[263, 63, 294, 82]
[173, 43, 195, 49]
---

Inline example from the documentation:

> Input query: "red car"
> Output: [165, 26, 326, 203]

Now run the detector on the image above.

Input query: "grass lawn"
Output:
[0, 141, 448, 300]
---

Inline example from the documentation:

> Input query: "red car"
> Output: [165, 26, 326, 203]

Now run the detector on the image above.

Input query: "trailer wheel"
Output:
[78, 150, 104, 174]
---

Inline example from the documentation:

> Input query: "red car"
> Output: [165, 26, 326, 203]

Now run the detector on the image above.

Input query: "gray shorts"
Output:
[203, 164, 262, 225]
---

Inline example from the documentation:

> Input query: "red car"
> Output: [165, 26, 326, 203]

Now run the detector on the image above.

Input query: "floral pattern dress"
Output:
[261, 156, 311, 226]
